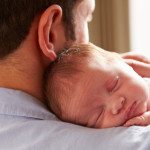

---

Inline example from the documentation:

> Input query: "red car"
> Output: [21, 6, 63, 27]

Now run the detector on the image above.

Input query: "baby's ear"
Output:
[38, 5, 63, 61]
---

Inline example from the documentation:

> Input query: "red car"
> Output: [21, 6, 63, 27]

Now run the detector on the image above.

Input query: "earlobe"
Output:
[38, 5, 63, 61]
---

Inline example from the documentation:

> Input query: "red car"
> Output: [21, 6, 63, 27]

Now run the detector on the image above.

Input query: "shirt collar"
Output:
[0, 87, 56, 120]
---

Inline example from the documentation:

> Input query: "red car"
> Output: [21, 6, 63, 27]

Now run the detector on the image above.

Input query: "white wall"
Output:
[89, 0, 130, 53]
[129, 0, 150, 55]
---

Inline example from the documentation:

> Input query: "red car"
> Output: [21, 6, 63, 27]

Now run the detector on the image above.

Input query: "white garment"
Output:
[0, 87, 150, 150]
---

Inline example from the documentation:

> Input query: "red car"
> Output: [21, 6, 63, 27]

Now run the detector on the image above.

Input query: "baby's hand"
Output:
[123, 111, 150, 127]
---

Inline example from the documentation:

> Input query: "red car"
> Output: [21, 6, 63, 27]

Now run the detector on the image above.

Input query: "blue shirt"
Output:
[0, 88, 150, 150]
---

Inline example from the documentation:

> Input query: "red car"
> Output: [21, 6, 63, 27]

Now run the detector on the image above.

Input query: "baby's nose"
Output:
[111, 97, 126, 115]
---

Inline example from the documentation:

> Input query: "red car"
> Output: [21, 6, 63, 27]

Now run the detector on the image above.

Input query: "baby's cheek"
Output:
[141, 83, 149, 101]
[132, 81, 149, 102]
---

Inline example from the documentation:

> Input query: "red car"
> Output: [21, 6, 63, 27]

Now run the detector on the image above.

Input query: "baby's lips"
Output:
[126, 102, 137, 120]
[126, 101, 147, 122]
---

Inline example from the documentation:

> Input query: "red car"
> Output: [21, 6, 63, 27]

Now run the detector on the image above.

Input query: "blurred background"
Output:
[89, 0, 150, 55]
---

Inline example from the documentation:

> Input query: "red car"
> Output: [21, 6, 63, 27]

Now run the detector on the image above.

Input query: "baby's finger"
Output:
[121, 52, 150, 64]
[124, 59, 150, 77]
[123, 116, 145, 127]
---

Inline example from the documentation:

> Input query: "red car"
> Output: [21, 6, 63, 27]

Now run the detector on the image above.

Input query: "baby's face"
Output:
[65, 55, 149, 128]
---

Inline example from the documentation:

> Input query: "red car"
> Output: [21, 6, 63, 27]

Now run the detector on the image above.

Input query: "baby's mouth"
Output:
[126, 101, 137, 120]
[125, 101, 148, 122]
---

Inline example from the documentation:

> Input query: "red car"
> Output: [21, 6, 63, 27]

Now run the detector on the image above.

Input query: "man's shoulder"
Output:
[1, 116, 150, 150]
[1, 88, 150, 150]
[0, 118, 93, 150]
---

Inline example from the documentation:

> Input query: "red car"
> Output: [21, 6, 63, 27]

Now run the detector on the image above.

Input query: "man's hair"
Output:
[0, 0, 81, 59]
[44, 43, 118, 121]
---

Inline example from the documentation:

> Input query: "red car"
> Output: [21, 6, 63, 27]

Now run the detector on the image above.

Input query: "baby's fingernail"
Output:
[123, 123, 129, 127]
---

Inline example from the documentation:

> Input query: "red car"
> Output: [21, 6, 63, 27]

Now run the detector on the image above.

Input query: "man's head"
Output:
[0, 0, 95, 60]
[45, 43, 149, 128]
[0, 0, 95, 100]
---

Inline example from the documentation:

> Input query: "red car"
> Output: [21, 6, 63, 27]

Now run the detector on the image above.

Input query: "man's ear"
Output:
[38, 5, 63, 61]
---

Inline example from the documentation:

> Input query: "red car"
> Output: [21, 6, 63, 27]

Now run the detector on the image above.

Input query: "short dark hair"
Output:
[0, 0, 81, 59]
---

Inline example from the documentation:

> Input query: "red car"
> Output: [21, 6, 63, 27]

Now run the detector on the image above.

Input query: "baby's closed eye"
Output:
[106, 76, 120, 93]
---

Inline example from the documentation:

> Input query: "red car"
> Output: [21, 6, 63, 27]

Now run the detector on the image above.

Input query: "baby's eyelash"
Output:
[107, 76, 120, 93]
[111, 77, 120, 92]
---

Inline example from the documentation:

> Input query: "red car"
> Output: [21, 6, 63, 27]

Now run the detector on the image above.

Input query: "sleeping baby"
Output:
[44, 43, 150, 128]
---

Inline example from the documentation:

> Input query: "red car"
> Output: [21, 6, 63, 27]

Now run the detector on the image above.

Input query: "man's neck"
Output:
[0, 49, 47, 104]
[0, 19, 51, 105]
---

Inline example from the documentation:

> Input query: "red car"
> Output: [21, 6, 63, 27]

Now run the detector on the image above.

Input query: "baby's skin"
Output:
[46, 43, 150, 128]
[124, 78, 150, 127]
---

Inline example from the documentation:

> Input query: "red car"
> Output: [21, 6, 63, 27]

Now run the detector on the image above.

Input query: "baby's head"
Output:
[44, 43, 149, 128]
